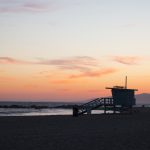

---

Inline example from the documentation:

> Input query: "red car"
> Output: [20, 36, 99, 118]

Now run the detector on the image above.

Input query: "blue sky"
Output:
[1, 0, 150, 58]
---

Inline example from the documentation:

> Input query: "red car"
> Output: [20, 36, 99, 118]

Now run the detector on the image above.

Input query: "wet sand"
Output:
[0, 108, 150, 150]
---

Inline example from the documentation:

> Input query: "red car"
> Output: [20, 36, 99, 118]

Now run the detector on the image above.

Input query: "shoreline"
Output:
[0, 106, 148, 117]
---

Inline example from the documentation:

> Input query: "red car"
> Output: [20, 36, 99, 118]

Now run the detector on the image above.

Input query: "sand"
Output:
[0, 108, 150, 150]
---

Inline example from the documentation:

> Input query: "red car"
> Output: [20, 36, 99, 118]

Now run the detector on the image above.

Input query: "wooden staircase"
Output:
[73, 97, 114, 116]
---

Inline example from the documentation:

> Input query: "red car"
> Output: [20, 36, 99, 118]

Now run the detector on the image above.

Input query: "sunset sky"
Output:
[0, 0, 150, 101]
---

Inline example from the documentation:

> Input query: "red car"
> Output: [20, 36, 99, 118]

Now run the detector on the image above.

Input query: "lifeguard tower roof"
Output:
[106, 86, 138, 91]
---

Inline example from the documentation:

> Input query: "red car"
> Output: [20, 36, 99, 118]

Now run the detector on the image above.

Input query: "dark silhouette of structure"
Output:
[73, 76, 138, 116]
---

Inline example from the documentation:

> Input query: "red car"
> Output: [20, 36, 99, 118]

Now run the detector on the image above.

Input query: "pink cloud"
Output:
[23, 3, 48, 9]
[70, 68, 118, 78]
[38, 56, 97, 66]
[0, 56, 119, 79]
[113, 56, 140, 65]
[37, 56, 99, 72]
[0, 57, 21, 64]
[0, 57, 31, 64]
[0, 1, 58, 13]
[0, 56, 100, 72]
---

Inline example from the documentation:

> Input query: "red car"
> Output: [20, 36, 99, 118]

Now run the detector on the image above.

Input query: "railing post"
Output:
[113, 104, 116, 114]
[104, 98, 106, 114]
[73, 106, 79, 117]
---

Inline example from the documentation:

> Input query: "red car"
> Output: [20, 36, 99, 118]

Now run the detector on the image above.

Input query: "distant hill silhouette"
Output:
[135, 93, 150, 104]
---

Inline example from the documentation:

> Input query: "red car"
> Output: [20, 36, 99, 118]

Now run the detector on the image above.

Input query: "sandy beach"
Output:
[0, 108, 150, 150]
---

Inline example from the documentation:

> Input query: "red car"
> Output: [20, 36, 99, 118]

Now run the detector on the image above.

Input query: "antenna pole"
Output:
[125, 76, 127, 89]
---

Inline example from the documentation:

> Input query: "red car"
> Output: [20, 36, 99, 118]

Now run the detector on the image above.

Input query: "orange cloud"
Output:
[56, 89, 70, 92]
[113, 56, 140, 65]
[51, 80, 71, 84]
[70, 68, 118, 78]
[88, 90, 101, 93]
[0, 76, 15, 81]
[24, 84, 39, 89]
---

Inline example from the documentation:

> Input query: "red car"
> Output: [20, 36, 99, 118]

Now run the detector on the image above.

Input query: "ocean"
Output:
[0, 108, 73, 116]
[0, 101, 105, 116]
[0, 101, 74, 116]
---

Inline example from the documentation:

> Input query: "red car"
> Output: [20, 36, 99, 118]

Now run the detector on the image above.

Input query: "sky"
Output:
[0, 0, 150, 101]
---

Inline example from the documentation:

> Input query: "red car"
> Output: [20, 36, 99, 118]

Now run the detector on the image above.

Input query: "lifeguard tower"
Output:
[73, 76, 138, 116]
[106, 76, 138, 112]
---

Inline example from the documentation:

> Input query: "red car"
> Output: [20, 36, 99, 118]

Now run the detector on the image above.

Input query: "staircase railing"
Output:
[73, 97, 113, 116]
